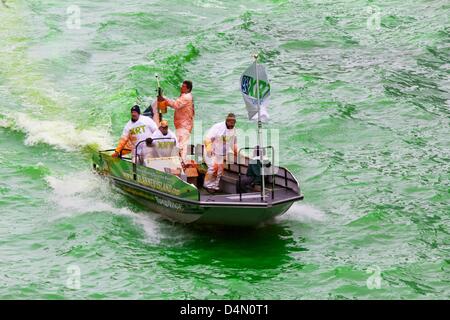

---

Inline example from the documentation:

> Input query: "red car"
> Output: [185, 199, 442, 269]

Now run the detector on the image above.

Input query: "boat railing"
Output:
[238, 146, 275, 202]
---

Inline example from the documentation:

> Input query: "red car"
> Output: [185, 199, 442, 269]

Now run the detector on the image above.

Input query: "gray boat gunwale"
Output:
[109, 174, 304, 208]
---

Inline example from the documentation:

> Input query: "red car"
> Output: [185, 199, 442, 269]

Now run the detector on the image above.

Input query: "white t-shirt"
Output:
[149, 129, 179, 158]
[121, 115, 158, 152]
[205, 121, 237, 156]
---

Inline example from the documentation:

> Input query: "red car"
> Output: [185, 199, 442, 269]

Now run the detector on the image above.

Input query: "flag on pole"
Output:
[240, 62, 270, 122]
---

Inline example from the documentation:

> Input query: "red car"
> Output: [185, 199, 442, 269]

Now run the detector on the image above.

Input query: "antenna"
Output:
[253, 53, 265, 200]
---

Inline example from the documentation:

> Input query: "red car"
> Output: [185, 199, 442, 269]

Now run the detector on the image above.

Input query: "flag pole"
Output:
[254, 53, 265, 201]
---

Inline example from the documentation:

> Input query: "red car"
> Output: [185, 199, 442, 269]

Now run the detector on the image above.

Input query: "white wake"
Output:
[1, 113, 112, 152]
[278, 203, 326, 223]
[45, 172, 161, 243]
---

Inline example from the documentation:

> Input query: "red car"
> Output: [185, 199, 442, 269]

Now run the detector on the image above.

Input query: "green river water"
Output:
[0, 0, 449, 299]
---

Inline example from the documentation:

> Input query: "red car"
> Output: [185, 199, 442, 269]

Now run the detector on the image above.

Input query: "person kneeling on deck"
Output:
[203, 113, 238, 193]
[236, 148, 271, 193]
[112, 105, 158, 163]
[144, 120, 179, 158]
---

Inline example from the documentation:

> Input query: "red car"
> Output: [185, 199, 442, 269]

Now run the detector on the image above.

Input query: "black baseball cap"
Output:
[131, 105, 141, 114]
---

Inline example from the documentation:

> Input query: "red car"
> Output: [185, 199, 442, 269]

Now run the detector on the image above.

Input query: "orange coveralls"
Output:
[166, 92, 194, 160]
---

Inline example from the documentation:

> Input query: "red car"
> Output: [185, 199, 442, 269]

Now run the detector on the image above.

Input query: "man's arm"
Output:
[166, 95, 190, 110]
[112, 126, 130, 157]
[204, 125, 217, 157]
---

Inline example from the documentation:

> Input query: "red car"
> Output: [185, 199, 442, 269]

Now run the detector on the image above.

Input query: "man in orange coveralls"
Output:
[159, 80, 195, 161]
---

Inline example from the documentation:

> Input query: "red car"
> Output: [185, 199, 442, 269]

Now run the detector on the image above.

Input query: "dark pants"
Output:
[236, 176, 256, 193]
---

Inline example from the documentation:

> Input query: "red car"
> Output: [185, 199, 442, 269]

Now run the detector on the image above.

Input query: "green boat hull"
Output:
[92, 150, 302, 227]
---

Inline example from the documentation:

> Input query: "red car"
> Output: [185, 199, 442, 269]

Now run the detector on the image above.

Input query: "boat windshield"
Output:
[143, 156, 183, 174]
[137, 142, 183, 175]
[141, 140, 179, 159]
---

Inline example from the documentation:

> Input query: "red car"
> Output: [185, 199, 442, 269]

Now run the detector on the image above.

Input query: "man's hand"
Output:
[145, 138, 153, 147]
[112, 151, 120, 158]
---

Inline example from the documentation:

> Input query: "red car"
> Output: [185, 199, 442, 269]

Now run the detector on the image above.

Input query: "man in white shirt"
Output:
[145, 120, 179, 158]
[112, 105, 158, 163]
[203, 113, 238, 192]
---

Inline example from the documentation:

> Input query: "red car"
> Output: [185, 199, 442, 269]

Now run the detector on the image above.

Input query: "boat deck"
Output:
[195, 164, 303, 205]
[200, 187, 301, 205]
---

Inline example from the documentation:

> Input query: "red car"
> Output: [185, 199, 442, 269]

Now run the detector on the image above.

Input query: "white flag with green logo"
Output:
[240, 62, 270, 122]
